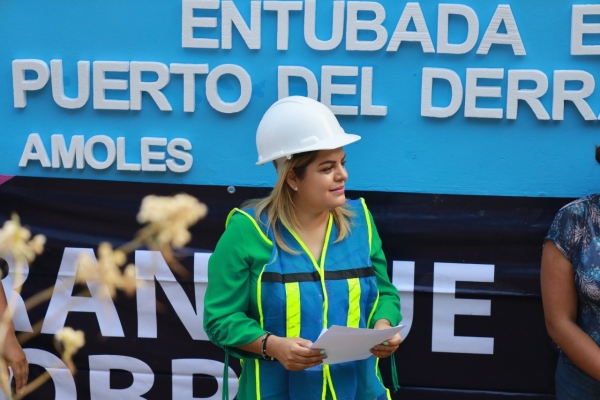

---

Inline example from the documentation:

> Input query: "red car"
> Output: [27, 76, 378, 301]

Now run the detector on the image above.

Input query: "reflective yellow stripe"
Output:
[325, 365, 338, 400]
[255, 359, 261, 400]
[256, 265, 267, 400]
[361, 198, 380, 328]
[285, 214, 333, 329]
[375, 358, 392, 400]
[248, 205, 268, 400]
[285, 216, 333, 400]
[243, 207, 271, 400]
[227, 208, 273, 246]
[346, 278, 361, 328]
[319, 215, 333, 328]
[367, 292, 380, 329]
[285, 282, 301, 337]
[321, 367, 327, 400]
[258, 266, 267, 328]
[225, 208, 238, 227]
[321, 217, 335, 400]
[359, 198, 372, 252]
[284, 217, 325, 272]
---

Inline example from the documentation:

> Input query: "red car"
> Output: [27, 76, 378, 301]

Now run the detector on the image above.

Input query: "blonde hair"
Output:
[243, 151, 353, 253]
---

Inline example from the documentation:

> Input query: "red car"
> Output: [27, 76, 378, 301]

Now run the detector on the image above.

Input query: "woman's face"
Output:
[288, 148, 348, 213]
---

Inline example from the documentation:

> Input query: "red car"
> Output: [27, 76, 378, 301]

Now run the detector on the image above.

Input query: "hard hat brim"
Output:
[256, 133, 361, 165]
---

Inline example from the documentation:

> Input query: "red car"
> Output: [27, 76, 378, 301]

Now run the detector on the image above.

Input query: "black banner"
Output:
[0, 177, 566, 399]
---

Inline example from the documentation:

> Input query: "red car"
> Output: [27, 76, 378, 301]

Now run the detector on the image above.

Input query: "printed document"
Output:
[310, 325, 405, 364]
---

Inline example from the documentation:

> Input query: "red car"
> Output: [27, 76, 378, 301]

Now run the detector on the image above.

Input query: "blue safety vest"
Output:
[231, 198, 391, 400]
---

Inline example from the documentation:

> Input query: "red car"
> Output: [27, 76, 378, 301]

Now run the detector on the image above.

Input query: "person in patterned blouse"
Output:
[542, 192, 600, 399]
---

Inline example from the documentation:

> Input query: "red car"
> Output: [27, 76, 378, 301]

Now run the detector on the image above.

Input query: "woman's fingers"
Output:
[370, 345, 397, 358]
[284, 355, 326, 370]
[386, 332, 403, 346]
[294, 344, 322, 357]
[294, 345, 323, 356]
[291, 345, 326, 365]
[371, 320, 403, 358]
[370, 333, 401, 358]
[296, 353, 326, 365]
[12, 359, 28, 394]
[3, 334, 29, 394]
[276, 338, 327, 371]
[287, 360, 323, 371]
[5, 356, 28, 394]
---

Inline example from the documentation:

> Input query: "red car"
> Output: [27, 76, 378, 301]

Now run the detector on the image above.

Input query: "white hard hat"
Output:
[256, 96, 361, 165]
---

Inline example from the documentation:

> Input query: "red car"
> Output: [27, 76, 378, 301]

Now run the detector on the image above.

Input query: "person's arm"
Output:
[0, 285, 28, 394]
[203, 214, 268, 359]
[203, 213, 326, 369]
[366, 210, 402, 357]
[541, 241, 600, 380]
[237, 334, 325, 371]
[368, 210, 401, 328]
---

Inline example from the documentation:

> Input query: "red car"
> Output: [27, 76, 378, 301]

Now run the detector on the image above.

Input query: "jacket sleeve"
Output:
[368, 210, 402, 328]
[203, 213, 266, 359]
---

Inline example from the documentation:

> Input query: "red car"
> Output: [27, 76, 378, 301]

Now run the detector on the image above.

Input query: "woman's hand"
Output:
[266, 336, 326, 371]
[370, 319, 402, 359]
[0, 282, 28, 394]
[4, 331, 28, 394]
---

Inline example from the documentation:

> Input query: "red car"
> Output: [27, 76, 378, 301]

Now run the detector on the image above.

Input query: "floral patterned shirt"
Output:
[546, 194, 600, 346]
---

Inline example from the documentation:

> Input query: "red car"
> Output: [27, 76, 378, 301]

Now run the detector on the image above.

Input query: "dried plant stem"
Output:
[19, 287, 90, 346]
[0, 358, 11, 399]
[116, 236, 145, 255]
[119, 225, 190, 278]
[23, 286, 56, 312]
[17, 320, 43, 346]
[118, 223, 165, 254]
[0, 198, 205, 399]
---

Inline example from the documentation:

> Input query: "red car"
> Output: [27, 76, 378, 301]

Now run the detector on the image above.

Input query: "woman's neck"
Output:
[292, 207, 330, 262]
[294, 207, 329, 233]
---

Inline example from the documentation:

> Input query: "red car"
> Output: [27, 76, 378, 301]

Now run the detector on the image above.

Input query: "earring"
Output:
[294, 187, 298, 191]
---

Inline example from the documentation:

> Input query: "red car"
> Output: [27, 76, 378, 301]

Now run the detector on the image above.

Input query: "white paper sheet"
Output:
[310, 325, 405, 365]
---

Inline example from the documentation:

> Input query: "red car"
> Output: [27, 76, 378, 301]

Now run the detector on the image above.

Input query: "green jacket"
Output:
[204, 208, 402, 359]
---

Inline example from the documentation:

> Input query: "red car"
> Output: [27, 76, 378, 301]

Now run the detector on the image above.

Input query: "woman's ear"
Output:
[285, 169, 298, 191]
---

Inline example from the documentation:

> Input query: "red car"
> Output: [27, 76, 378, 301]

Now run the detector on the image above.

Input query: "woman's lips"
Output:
[330, 186, 345, 195]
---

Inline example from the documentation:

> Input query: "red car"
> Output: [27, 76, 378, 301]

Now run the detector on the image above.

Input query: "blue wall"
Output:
[1, 0, 598, 197]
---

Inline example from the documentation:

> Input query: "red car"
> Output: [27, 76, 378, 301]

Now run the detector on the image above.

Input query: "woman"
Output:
[204, 96, 402, 400]
[541, 194, 600, 398]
